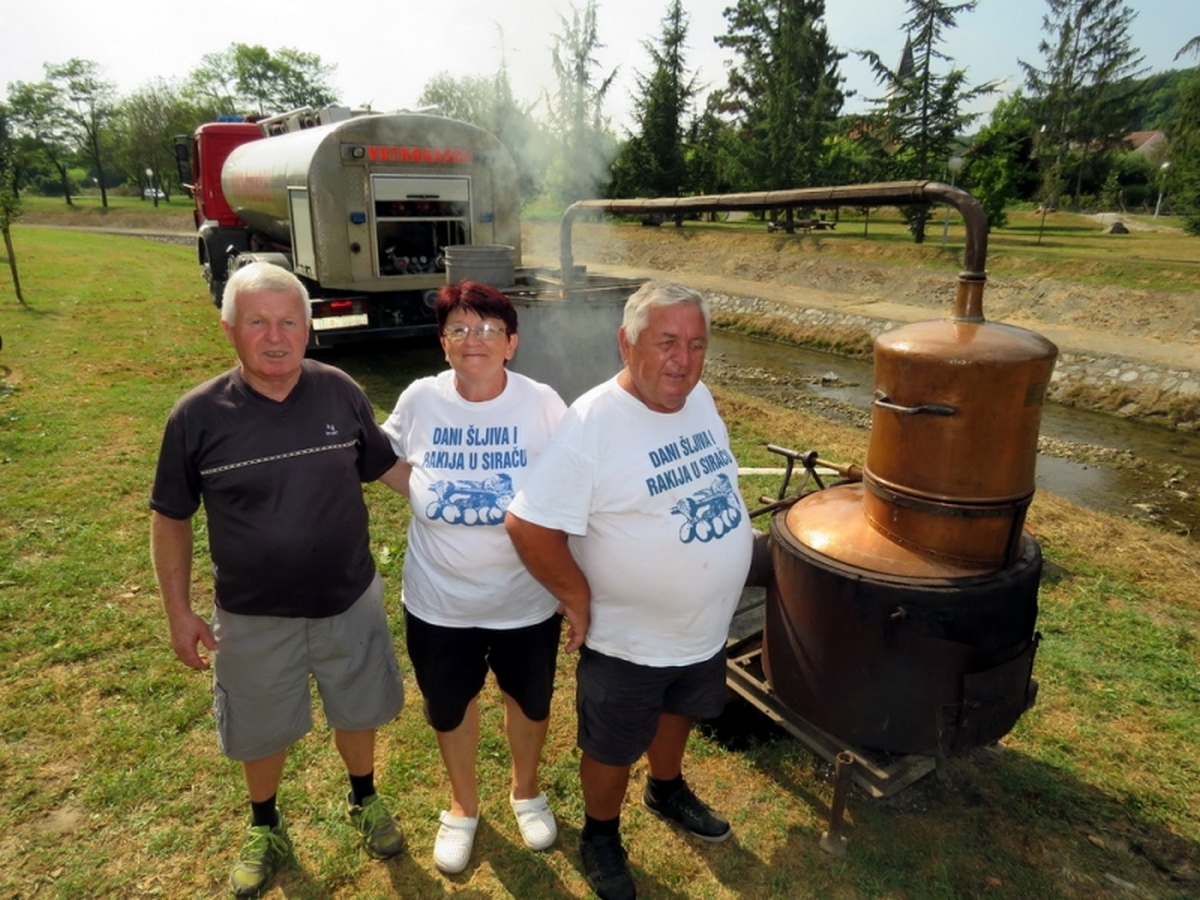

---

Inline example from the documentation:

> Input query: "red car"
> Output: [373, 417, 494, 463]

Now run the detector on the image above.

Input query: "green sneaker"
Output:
[348, 791, 405, 859]
[229, 820, 290, 898]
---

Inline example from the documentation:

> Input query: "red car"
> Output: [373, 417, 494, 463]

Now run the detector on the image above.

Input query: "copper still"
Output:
[762, 198, 1058, 755]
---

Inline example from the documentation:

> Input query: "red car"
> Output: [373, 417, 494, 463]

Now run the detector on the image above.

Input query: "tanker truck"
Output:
[179, 105, 523, 347]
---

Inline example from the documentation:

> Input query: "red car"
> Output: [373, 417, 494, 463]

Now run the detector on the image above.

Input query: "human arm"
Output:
[375, 459, 412, 498]
[505, 512, 591, 652]
[745, 530, 774, 588]
[150, 511, 217, 670]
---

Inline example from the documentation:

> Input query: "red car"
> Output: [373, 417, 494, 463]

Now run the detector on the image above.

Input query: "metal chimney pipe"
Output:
[559, 181, 988, 322]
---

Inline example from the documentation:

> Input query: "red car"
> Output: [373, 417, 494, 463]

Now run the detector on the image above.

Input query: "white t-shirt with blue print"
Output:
[382, 368, 567, 628]
[508, 376, 753, 667]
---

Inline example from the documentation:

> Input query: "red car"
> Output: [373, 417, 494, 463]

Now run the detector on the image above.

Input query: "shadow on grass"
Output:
[702, 694, 1199, 899]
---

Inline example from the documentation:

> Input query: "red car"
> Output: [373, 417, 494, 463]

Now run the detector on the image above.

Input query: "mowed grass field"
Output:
[0, 220, 1198, 899]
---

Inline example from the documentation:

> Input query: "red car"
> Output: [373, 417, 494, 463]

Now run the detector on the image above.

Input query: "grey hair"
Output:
[621, 280, 710, 344]
[221, 263, 311, 324]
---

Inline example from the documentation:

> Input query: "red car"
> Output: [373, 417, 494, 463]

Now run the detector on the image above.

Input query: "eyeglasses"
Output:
[443, 323, 508, 342]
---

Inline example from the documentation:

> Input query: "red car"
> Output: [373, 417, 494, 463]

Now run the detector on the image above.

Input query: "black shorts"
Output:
[405, 609, 562, 732]
[575, 645, 728, 767]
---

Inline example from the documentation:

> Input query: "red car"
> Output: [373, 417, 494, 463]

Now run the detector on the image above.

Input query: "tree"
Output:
[112, 80, 202, 202]
[185, 44, 339, 118]
[5, 80, 77, 204]
[45, 59, 117, 208]
[545, 1, 619, 206]
[419, 62, 549, 201]
[962, 93, 1040, 229]
[716, 0, 845, 217]
[858, 0, 997, 241]
[1020, 0, 1146, 212]
[0, 107, 28, 306]
[1166, 44, 1200, 234]
[609, 0, 698, 200]
[682, 94, 746, 199]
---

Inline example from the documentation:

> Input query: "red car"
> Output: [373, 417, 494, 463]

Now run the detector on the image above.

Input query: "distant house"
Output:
[1125, 130, 1167, 155]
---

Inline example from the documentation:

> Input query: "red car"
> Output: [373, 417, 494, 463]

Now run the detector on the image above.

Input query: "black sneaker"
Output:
[643, 779, 731, 843]
[579, 833, 636, 900]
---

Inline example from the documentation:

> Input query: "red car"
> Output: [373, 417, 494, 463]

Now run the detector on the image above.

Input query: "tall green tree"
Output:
[185, 44, 339, 118]
[609, 0, 697, 200]
[0, 107, 27, 306]
[545, 1, 619, 206]
[682, 93, 746, 199]
[715, 0, 844, 218]
[1020, 0, 1145, 212]
[112, 80, 201, 202]
[962, 93, 1040, 229]
[859, 0, 997, 241]
[1168, 39, 1200, 234]
[4, 80, 76, 204]
[45, 59, 117, 208]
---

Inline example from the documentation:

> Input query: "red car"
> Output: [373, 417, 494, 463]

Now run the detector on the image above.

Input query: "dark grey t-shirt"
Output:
[150, 359, 397, 618]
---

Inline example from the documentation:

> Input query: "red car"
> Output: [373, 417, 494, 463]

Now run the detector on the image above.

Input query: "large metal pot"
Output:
[764, 510, 1042, 754]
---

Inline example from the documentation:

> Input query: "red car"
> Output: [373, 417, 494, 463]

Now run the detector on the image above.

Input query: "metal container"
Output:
[764, 507, 1041, 754]
[509, 276, 644, 404]
[446, 244, 515, 288]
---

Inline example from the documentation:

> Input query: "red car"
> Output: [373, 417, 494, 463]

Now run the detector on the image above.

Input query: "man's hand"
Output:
[559, 602, 590, 653]
[506, 512, 592, 653]
[167, 608, 218, 670]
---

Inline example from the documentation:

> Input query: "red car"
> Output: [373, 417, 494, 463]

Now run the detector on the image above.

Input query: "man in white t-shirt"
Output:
[506, 281, 754, 900]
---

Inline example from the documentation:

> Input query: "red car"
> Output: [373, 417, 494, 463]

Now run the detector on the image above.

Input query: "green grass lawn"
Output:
[0, 225, 1197, 899]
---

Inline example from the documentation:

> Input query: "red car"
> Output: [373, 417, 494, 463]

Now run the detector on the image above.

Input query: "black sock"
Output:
[250, 795, 279, 829]
[349, 771, 376, 807]
[582, 813, 620, 840]
[647, 774, 684, 801]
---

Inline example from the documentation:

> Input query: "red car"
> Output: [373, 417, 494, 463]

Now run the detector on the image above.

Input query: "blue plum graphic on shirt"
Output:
[670, 474, 743, 543]
[425, 473, 515, 526]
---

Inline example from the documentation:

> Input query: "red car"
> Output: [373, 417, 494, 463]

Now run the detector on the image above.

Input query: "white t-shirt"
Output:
[507, 376, 752, 666]
[382, 368, 567, 628]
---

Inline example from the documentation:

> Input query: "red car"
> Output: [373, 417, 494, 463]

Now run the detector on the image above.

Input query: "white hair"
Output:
[622, 280, 710, 344]
[221, 263, 311, 324]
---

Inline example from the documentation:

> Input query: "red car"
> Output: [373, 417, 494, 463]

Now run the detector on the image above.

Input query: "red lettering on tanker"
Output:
[367, 145, 471, 165]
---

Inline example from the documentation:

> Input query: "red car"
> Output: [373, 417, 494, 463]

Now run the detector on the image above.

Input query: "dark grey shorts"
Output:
[211, 574, 405, 761]
[575, 645, 727, 767]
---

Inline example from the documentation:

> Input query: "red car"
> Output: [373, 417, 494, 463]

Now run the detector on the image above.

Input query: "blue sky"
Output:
[2, 0, 1194, 132]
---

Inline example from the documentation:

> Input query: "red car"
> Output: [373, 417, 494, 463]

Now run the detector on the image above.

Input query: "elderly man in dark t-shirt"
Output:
[150, 262, 409, 898]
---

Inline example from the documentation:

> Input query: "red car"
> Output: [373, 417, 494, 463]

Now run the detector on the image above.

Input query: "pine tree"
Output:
[716, 0, 845, 208]
[545, 1, 619, 206]
[1020, 0, 1145, 212]
[609, 0, 697, 200]
[858, 0, 997, 241]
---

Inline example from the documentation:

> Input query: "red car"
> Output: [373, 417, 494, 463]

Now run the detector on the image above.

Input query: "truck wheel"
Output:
[202, 262, 224, 307]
